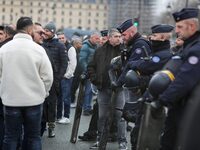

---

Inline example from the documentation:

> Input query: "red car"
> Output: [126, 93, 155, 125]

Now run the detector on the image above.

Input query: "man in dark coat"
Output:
[42, 21, 68, 137]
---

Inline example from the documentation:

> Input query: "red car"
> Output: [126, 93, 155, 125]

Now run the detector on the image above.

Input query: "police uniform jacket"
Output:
[117, 33, 151, 85]
[128, 40, 172, 75]
[87, 41, 121, 90]
[160, 31, 200, 107]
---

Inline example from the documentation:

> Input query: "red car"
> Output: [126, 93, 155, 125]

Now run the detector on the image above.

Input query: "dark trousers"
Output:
[88, 102, 98, 132]
[71, 67, 81, 104]
[41, 85, 57, 136]
[3, 104, 43, 150]
[160, 108, 182, 150]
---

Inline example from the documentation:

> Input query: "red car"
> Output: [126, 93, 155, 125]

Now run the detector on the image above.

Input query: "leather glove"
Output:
[80, 72, 88, 81]
[111, 81, 119, 91]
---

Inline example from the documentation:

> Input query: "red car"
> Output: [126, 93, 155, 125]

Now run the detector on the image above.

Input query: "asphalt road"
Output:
[42, 108, 131, 150]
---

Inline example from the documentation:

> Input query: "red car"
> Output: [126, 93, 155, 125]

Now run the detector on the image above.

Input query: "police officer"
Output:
[124, 24, 173, 150]
[116, 19, 151, 87]
[155, 8, 200, 150]
[127, 24, 173, 75]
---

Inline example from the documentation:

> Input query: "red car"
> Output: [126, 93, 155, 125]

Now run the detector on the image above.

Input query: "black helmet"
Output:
[148, 70, 175, 98]
[124, 70, 140, 88]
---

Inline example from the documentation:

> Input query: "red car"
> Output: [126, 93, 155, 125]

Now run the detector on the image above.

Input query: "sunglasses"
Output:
[36, 31, 45, 36]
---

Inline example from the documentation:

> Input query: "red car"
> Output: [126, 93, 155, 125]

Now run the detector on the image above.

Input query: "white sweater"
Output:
[64, 46, 77, 79]
[0, 33, 53, 107]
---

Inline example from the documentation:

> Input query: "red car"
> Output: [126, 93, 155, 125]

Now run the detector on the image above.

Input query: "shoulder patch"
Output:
[152, 56, 160, 63]
[188, 56, 199, 65]
[135, 48, 142, 54]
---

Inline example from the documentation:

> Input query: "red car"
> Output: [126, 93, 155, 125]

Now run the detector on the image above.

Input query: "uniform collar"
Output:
[183, 31, 200, 48]
[127, 32, 141, 46]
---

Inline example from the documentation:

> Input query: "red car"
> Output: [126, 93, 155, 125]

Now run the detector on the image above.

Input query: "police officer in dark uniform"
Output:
[154, 8, 200, 150]
[124, 24, 173, 150]
[126, 24, 173, 75]
[116, 19, 151, 87]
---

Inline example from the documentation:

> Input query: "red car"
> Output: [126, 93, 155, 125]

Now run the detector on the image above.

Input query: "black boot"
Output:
[48, 128, 55, 138]
[78, 131, 97, 141]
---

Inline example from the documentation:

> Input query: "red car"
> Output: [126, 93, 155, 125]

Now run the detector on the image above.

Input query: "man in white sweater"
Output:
[0, 17, 53, 150]
[57, 32, 77, 124]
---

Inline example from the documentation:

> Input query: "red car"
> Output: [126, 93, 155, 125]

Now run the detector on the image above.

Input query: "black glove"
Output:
[111, 81, 119, 91]
[80, 72, 88, 81]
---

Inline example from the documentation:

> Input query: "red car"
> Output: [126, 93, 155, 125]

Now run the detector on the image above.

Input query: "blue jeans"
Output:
[83, 80, 93, 111]
[57, 78, 73, 119]
[3, 104, 43, 150]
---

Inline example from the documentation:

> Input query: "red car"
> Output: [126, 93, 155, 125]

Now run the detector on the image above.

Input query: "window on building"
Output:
[69, 11, 72, 16]
[53, 10, 56, 15]
[62, 3, 65, 8]
[70, 4, 72, 8]
[88, 5, 91, 9]
[95, 19, 98, 24]
[62, 11, 64, 15]
[38, 2, 41, 6]
[53, 18, 56, 22]
[96, 5, 99, 9]
[21, 1, 23, 5]
[2, 15, 5, 21]
[11, 1, 13, 5]
[11, 8, 13, 13]
[79, 19, 81, 24]
[69, 18, 72, 24]
[88, 12, 91, 16]
[30, 9, 33, 13]
[2, 8, 5, 12]
[96, 13, 99, 17]
[45, 18, 48, 22]
[79, 4, 82, 9]
[2, 1, 5, 5]
[30, 2, 33, 6]
[79, 12, 81, 16]
[61, 18, 64, 23]
[46, 2, 49, 7]
[104, 13, 106, 17]
[10, 14, 13, 21]
[38, 17, 41, 22]
[88, 19, 91, 24]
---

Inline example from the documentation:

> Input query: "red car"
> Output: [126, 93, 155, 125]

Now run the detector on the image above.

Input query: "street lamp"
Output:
[166, 3, 172, 24]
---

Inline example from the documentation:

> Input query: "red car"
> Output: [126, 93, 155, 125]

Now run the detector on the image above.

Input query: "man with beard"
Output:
[88, 28, 128, 150]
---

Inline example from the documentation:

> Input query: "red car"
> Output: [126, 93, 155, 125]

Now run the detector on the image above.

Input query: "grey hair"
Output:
[108, 28, 120, 37]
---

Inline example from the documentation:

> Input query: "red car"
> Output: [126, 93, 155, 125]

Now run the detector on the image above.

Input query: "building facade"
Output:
[0, 0, 108, 30]
[108, 0, 160, 34]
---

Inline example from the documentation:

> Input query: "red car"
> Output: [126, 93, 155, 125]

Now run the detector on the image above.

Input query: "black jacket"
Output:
[87, 41, 121, 89]
[43, 37, 68, 80]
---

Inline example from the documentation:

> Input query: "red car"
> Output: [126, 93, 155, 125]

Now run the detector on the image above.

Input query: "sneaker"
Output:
[119, 142, 128, 150]
[57, 117, 70, 124]
[78, 131, 97, 141]
[90, 141, 99, 149]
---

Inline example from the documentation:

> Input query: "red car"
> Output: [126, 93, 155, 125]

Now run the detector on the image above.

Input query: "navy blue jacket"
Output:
[43, 37, 68, 80]
[160, 31, 200, 107]
[117, 33, 151, 85]
[128, 40, 172, 75]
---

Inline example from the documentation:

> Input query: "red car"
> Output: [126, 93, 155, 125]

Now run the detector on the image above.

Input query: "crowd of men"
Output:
[0, 6, 200, 150]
